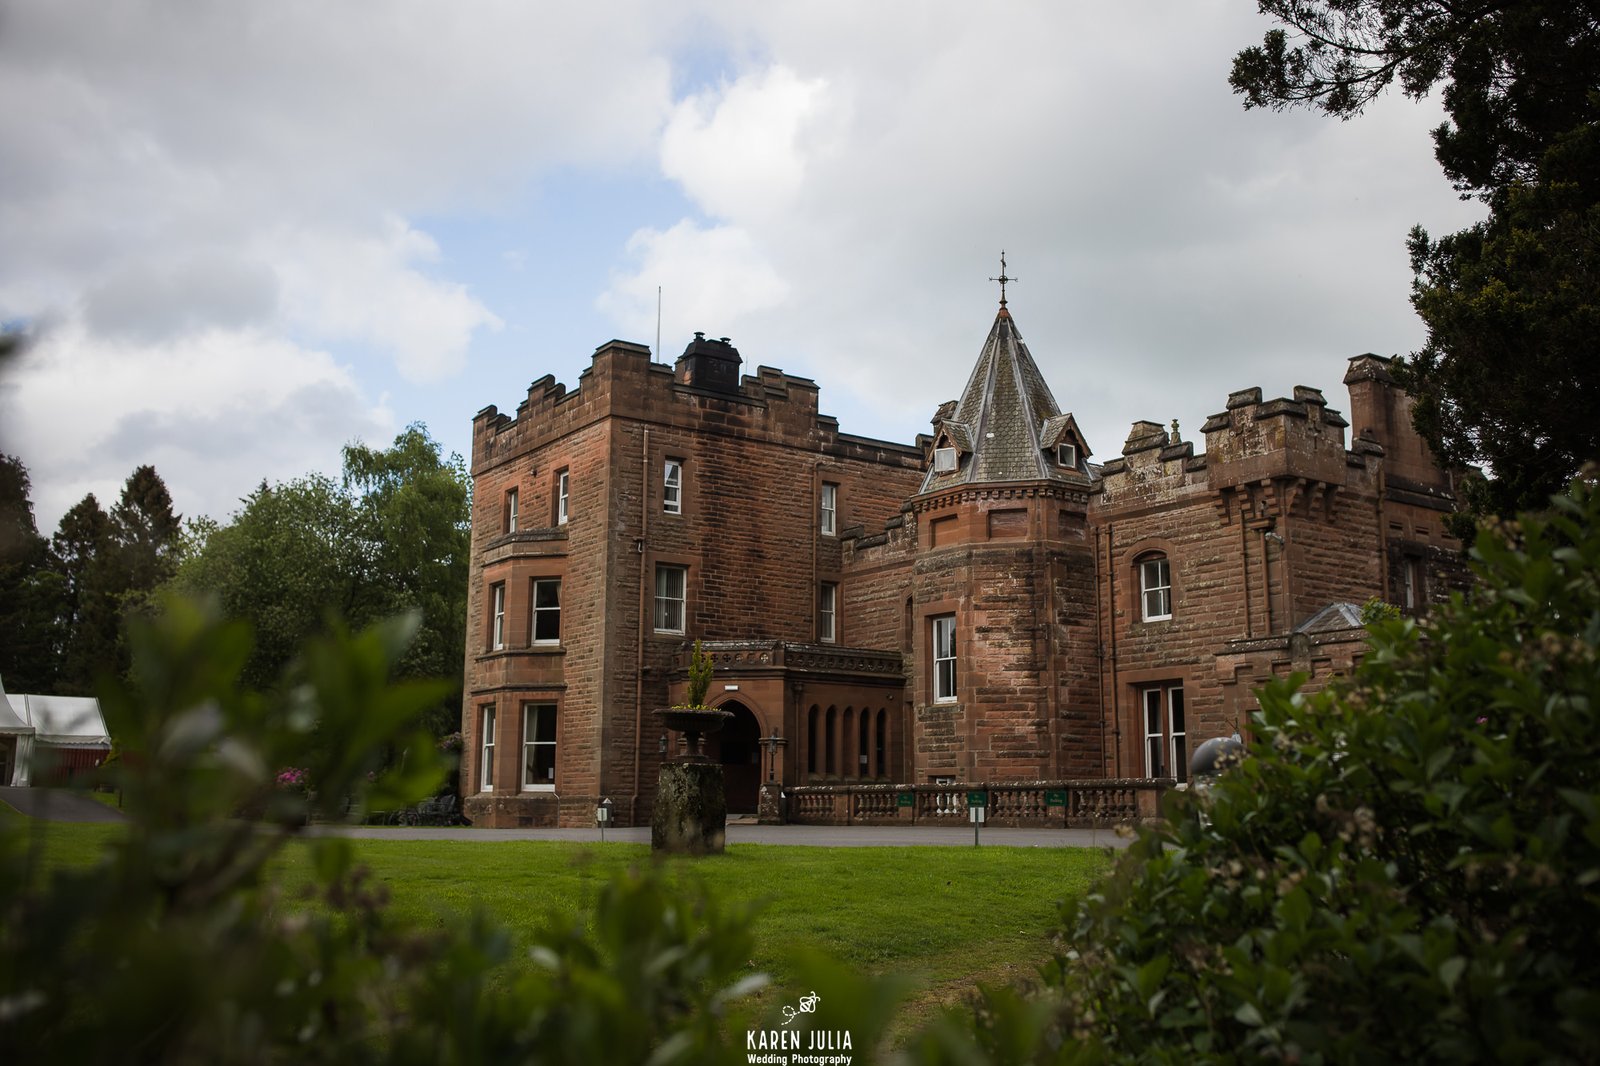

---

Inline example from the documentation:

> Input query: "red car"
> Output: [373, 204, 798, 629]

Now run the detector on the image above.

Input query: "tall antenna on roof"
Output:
[656, 286, 662, 363]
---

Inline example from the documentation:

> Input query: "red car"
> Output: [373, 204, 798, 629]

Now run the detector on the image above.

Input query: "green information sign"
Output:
[896, 792, 914, 808]
[967, 791, 987, 807]
[1045, 790, 1068, 806]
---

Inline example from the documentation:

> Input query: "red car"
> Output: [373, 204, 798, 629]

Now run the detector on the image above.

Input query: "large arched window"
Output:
[857, 709, 870, 778]
[875, 709, 887, 778]
[825, 706, 837, 774]
[1138, 553, 1172, 621]
[806, 705, 819, 774]
[842, 707, 855, 777]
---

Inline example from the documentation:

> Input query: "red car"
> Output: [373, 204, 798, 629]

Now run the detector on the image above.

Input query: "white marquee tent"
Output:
[0, 675, 111, 787]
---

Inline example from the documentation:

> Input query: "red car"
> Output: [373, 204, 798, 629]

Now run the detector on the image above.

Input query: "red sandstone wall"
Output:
[463, 340, 923, 826]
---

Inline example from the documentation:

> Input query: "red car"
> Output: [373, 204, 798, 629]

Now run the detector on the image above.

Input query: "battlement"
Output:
[1096, 377, 1372, 509]
[1343, 353, 1455, 491]
[472, 334, 919, 476]
[1202, 383, 1350, 489]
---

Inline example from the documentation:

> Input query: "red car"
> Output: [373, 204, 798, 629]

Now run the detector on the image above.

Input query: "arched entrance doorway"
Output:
[707, 701, 762, 814]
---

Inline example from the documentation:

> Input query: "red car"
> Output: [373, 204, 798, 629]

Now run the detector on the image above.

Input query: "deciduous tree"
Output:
[170, 474, 365, 690]
[342, 423, 470, 732]
[171, 425, 469, 734]
[1231, 1, 1600, 514]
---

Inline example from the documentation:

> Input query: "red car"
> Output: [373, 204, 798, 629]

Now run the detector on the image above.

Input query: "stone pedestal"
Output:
[757, 782, 786, 825]
[651, 762, 727, 854]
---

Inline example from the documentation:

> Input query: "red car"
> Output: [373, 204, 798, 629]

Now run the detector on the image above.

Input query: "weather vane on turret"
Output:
[989, 251, 1017, 308]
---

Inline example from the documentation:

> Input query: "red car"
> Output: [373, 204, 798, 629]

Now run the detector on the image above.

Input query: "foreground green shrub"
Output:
[0, 601, 776, 1064]
[931, 477, 1600, 1063]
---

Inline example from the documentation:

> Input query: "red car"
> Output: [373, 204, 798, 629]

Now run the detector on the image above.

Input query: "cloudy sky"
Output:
[0, 1, 1484, 531]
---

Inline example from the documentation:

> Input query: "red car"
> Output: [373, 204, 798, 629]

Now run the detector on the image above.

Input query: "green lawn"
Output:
[8, 815, 1111, 1031]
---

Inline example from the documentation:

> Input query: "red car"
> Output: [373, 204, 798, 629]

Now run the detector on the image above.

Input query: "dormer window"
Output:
[933, 447, 957, 473]
[1056, 442, 1078, 469]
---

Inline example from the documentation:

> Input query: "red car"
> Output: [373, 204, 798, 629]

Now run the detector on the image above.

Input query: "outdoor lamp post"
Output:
[763, 729, 783, 782]
[597, 796, 613, 842]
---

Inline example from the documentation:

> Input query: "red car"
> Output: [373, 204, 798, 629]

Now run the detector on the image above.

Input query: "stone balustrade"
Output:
[785, 779, 1173, 828]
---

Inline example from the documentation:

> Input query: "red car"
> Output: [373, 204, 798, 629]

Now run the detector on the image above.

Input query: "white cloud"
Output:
[0, 0, 1497, 531]
[597, 220, 789, 347]
[0, 1, 674, 523]
[0, 1, 674, 374]
[661, 66, 842, 222]
[591, 2, 1485, 466]
[2, 318, 392, 528]
[272, 218, 503, 383]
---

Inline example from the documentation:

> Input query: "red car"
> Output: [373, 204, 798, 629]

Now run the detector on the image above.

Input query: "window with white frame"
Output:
[1141, 685, 1187, 781]
[555, 469, 569, 525]
[480, 705, 496, 790]
[1139, 555, 1172, 621]
[933, 447, 957, 473]
[1057, 442, 1077, 469]
[663, 459, 682, 514]
[932, 614, 957, 703]
[819, 582, 838, 643]
[505, 487, 519, 532]
[1403, 556, 1423, 613]
[521, 703, 556, 790]
[490, 582, 506, 650]
[531, 578, 561, 644]
[820, 482, 838, 536]
[654, 564, 686, 633]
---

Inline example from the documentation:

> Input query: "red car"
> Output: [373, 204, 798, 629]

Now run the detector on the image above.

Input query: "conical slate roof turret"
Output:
[918, 305, 1091, 494]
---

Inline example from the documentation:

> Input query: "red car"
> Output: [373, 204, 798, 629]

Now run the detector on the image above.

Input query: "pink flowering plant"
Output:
[275, 767, 309, 793]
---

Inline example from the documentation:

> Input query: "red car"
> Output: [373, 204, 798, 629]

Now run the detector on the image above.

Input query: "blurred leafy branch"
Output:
[0, 599, 805, 1065]
[11, 468, 1599, 1063]
[913, 471, 1600, 1063]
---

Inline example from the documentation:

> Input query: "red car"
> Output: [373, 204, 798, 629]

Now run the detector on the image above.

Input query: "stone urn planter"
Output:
[651, 642, 730, 855]
[656, 705, 733, 762]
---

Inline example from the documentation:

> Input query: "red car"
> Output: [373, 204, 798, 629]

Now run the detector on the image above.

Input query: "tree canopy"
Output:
[1231, 1, 1600, 515]
[170, 424, 469, 735]
[0, 455, 60, 693]
[52, 466, 185, 692]
[49, 493, 116, 695]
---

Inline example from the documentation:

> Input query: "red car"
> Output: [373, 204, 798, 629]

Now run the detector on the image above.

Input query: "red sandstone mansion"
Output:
[460, 299, 1466, 827]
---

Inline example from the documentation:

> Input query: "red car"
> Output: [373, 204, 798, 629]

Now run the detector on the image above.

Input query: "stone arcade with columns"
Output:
[460, 295, 1468, 828]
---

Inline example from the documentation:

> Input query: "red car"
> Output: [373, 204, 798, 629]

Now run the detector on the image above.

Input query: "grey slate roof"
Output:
[1295, 602, 1365, 633]
[918, 308, 1089, 494]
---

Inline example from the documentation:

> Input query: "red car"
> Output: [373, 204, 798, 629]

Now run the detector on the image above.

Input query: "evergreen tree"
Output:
[54, 466, 184, 692]
[49, 494, 118, 695]
[0, 456, 40, 563]
[0, 455, 61, 693]
[111, 464, 183, 596]
[1231, 1, 1600, 515]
